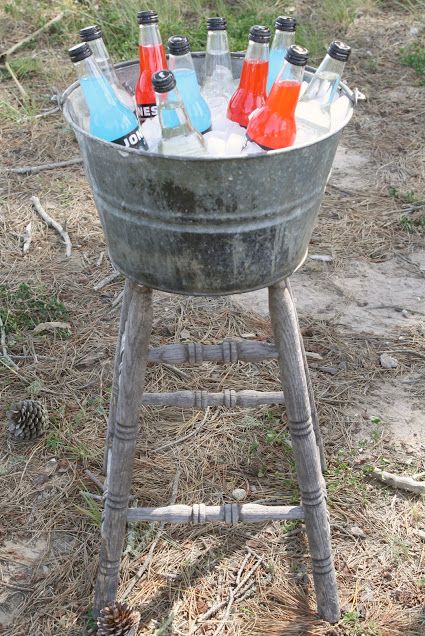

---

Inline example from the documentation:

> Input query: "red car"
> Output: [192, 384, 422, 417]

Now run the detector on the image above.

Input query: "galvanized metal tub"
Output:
[63, 53, 354, 295]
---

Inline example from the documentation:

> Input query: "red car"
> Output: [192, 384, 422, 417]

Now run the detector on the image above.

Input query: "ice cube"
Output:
[300, 80, 309, 98]
[204, 132, 227, 156]
[293, 119, 322, 147]
[296, 101, 330, 132]
[226, 132, 246, 155]
[330, 95, 351, 130]
[141, 116, 162, 147]
[244, 141, 266, 155]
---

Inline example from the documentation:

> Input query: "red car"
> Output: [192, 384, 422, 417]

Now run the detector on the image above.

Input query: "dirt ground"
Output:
[1, 3, 424, 636]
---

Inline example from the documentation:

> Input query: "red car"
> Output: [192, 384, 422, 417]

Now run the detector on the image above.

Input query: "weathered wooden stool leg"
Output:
[286, 280, 326, 471]
[269, 280, 340, 623]
[94, 282, 153, 615]
[103, 280, 133, 475]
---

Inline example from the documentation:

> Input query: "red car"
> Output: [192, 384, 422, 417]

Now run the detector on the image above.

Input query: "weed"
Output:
[400, 214, 425, 233]
[401, 43, 425, 84]
[76, 492, 102, 528]
[0, 283, 68, 337]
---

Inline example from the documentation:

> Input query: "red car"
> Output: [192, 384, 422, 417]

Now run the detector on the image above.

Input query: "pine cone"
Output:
[97, 602, 141, 636]
[6, 400, 48, 441]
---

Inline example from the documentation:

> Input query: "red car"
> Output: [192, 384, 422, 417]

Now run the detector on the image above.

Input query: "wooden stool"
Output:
[94, 278, 340, 623]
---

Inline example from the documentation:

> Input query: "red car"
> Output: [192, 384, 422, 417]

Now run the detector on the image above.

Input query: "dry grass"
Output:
[1, 1, 425, 635]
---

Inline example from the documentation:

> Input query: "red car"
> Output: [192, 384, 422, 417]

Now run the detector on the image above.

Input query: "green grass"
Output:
[401, 42, 425, 84]
[0, 283, 69, 337]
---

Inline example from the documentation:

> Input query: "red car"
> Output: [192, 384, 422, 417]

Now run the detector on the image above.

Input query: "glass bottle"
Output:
[135, 10, 167, 119]
[247, 45, 308, 150]
[79, 25, 135, 112]
[68, 43, 148, 149]
[167, 36, 211, 134]
[202, 17, 234, 100]
[152, 70, 207, 156]
[267, 16, 296, 94]
[296, 40, 351, 133]
[227, 25, 271, 128]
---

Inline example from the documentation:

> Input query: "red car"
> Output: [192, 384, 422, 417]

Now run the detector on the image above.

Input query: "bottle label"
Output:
[137, 103, 158, 119]
[113, 126, 148, 150]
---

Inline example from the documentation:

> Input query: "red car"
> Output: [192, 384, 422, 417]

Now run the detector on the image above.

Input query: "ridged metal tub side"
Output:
[63, 55, 352, 295]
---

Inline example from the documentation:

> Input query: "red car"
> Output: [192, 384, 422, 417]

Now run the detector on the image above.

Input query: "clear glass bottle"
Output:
[227, 25, 271, 128]
[296, 40, 351, 133]
[68, 43, 148, 150]
[267, 16, 296, 94]
[152, 70, 207, 156]
[247, 45, 308, 150]
[202, 17, 234, 100]
[167, 36, 212, 134]
[135, 10, 167, 119]
[79, 25, 135, 112]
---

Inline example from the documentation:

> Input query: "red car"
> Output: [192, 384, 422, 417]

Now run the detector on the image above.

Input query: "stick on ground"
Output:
[31, 195, 72, 257]
[371, 468, 425, 495]
[9, 158, 82, 175]
[0, 316, 18, 371]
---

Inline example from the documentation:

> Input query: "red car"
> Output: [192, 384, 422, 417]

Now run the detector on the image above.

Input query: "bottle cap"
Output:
[152, 69, 176, 93]
[137, 10, 158, 25]
[327, 40, 351, 62]
[69, 42, 92, 63]
[79, 25, 102, 42]
[275, 16, 297, 32]
[207, 17, 227, 31]
[168, 35, 190, 56]
[285, 44, 309, 66]
[248, 25, 271, 44]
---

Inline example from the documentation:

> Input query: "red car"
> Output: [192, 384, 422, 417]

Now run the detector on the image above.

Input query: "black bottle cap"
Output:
[207, 17, 227, 31]
[248, 25, 271, 44]
[285, 44, 309, 66]
[168, 35, 190, 56]
[79, 25, 102, 42]
[137, 10, 158, 25]
[69, 42, 92, 63]
[152, 69, 176, 93]
[275, 16, 297, 32]
[327, 40, 351, 62]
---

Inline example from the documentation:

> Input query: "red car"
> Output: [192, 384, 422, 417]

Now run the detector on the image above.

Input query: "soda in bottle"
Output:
[135, 10, 167, 119]
[167, 36, 211, 134]
[227, 25, 271, 128]
[79, 25, 135, 112]
[297, 40, 351, 133]
[247, 44, 309, 150]
[267, 16, 296, 94]
[203, 17, 234, 100]
[69, 43, 148, 149]
[152, 70, 207, 157]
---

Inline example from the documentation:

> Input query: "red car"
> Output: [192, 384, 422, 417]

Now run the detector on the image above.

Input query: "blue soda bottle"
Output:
[167, 36, 211, 134]
[68, 43, 148, 149]
[267, 16, 296, 94]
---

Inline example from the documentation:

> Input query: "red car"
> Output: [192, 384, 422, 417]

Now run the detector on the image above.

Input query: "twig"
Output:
[153, 409, 215, 453]
[112, 289, 124, 308]
[93, 271, 120, 291]
[0, 316, 18, 371]
[84, 469, 105, 492]
[20, 222, 32, 256]
[371, 468, 425, 495]
[31, 196, 72, 257]
[122, 466, 181, 599]
[190, 550, 263, 635]
[1, 12, 66, 61]
[8, 158, 82, 175]
[4, 60, 27, 98]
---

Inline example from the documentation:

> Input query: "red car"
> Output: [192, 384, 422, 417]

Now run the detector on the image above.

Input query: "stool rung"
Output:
[148, 340, 277, 365]
[142, 389, 284, 408]
[127, 502, 304, 525]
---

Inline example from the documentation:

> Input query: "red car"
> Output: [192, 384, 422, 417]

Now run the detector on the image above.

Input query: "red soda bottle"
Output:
[247, 45, 309, 150]
[135, 10, 167, 119]
[227, 25, 271, 128]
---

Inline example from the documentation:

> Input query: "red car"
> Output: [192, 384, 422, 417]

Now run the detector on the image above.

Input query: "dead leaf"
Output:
[33, 321, 71, 334]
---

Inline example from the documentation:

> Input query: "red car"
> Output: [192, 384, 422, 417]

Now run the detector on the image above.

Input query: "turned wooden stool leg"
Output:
[286, 280, 326, 471]
[103, 280, 133, 475]
[269, 280, 340, 623]
[94, 282, 153, 615]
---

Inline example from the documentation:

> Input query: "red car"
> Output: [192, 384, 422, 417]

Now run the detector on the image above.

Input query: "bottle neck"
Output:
[206, 30, 230, 54]
[302, 54, 346, 104]
[74, 56, 119, 111]
[276, 60, 304, 84]
[245, 41, 269, 62]
[168, 52, 195, 72]
[316, 53, 346, 76]
[139, 23, 162, 46]
[89, 37, 119, 82]
[155, 88, 190, 132]
[271, 30, 295, 51]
